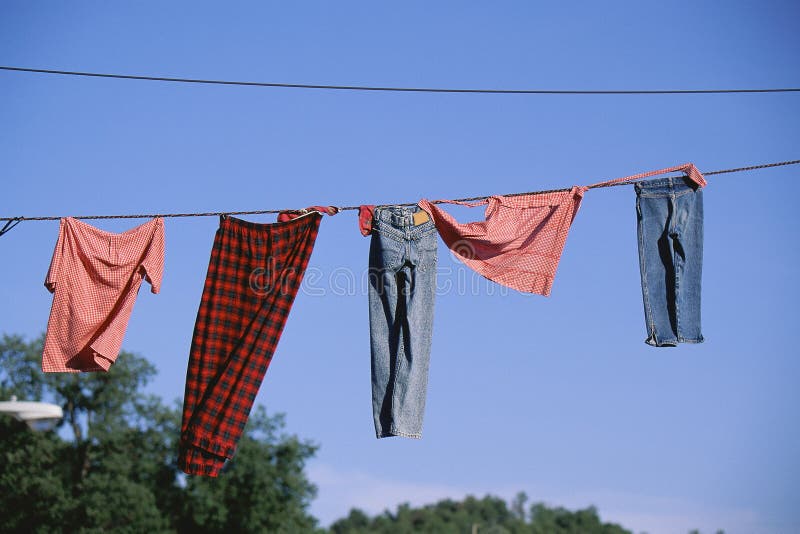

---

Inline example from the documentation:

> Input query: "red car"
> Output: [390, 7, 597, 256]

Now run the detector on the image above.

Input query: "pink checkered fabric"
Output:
[418, 187, 586, 296]
[42, 217, 165, 373]
[587, 162, 706, 189]
[419, 163, 705, 296]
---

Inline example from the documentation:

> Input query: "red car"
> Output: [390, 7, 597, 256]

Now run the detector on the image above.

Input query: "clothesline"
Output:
[1, 160, 797, 232]
[3, 66, 800, 95]
[22, 157, 782, 469]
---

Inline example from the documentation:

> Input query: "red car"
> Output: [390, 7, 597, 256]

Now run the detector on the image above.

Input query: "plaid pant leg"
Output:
[178, 214, 321, 476]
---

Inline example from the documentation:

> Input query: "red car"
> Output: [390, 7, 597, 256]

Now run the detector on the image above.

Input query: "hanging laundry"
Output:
[41, 217, 164, 372]
[418, 189, 585, 296]
[419, 163, 707, 297]
[368, 205, 437, 439]
[575, 162, 706, 345]
[635, 176, 705, 346]
[178, 213, 322, 477]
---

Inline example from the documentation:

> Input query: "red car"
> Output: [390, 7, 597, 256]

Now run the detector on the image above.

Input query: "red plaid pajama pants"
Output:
[178, 213, 322, 476]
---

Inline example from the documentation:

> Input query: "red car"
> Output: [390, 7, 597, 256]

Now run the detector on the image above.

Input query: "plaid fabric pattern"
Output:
[178, 213, 322, 477]
[42, 217, 164, 372]
[418, 188, 585, 296]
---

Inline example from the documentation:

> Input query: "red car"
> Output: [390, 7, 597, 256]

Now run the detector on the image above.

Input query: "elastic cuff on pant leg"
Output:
[178, 443, 227, 477]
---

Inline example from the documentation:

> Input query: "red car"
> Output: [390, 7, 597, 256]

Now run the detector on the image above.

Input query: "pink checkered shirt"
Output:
[419, 188, 585, 296]
[42, 217, 164, 373]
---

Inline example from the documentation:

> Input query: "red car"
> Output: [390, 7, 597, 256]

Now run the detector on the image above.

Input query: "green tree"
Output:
[511, 491, 528, 522]
[0, 333, 319, 533]
[529, 503, 629, 534]
[178, 407, 320, 533]
[329, 494, 631, 534]
[0, 415, 76, 533]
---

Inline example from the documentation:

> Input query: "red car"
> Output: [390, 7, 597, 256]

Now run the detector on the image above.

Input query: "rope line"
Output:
[3, 66, 800, 95]
[2, 160, 797, 224]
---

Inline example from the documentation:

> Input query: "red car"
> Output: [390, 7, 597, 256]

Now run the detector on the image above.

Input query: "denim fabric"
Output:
[635, 177, 704, 347]
[369, 206, 437, 438]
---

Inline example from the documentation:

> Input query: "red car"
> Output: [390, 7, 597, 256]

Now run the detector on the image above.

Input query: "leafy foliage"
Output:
[0, 334, 319, 533]
[329, 492, 631, 534]
[0, 333, 720, 534]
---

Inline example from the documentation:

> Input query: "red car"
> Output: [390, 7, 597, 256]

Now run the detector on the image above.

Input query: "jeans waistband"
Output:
[375, 206, 430, 229]
[634, 176, 699, 196]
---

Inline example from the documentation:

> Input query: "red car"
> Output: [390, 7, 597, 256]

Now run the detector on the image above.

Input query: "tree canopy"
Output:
[0, 333, 722, 534]
[329, 493, 632, 534]
[0, 334, 320, 533]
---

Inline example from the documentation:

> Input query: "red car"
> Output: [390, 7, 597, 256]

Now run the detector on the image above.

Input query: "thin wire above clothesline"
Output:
[2, 66, 800, 95]
[1, 160, 797, 231]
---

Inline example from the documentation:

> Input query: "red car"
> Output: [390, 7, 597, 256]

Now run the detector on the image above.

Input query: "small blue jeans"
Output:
[635, 177, 704, 347]
[369, 206, 437, 438]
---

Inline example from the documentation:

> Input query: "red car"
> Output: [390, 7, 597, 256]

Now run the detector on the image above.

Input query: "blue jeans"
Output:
[635, 177, 704, 347]
[369, 206, 437, 438]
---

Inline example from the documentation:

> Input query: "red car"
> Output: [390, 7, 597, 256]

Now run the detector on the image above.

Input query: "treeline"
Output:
[0, 335, 720, 533]
[330, 494, 631, 534]
[0, 334, 317, 533]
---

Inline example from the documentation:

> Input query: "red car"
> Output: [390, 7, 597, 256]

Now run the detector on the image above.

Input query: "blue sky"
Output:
[2, 2, 799, 532]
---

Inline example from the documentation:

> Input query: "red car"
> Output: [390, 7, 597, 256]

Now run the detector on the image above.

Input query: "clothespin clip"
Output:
[0, 217, 23, 237]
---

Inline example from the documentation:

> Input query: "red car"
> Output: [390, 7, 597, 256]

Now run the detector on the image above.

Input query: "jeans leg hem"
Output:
[645, 336, 704, 346]
[645, 335, 678, 347]
[376, 429, 422, 439]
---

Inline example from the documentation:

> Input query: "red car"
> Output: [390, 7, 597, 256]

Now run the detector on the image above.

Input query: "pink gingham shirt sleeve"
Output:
[141, 218, 165, 294]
